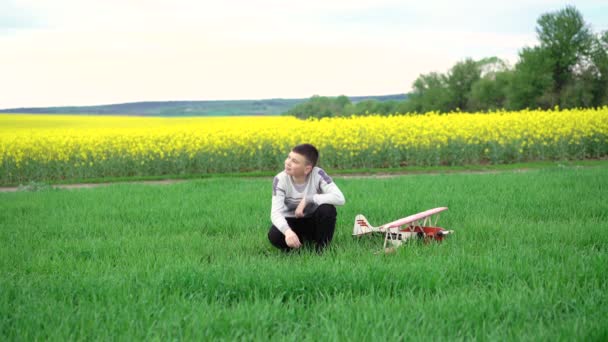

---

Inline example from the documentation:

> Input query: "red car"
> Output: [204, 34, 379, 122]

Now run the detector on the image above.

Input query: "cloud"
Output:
[1, 0, 606, 107]
[0, 0, 42, 31]
[0, 25, 532, 108]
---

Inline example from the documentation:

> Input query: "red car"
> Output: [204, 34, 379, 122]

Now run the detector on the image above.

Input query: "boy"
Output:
[268, 144, 345, 252]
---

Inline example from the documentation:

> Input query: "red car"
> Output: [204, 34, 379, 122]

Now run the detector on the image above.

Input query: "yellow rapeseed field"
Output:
[1, 107, 607, 184]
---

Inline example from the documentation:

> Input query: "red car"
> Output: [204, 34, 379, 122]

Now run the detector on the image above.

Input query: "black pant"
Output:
[268, 204, 337, 252]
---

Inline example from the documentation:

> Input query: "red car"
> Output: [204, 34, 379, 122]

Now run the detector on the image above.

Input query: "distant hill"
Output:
[0, 94, 408, 116]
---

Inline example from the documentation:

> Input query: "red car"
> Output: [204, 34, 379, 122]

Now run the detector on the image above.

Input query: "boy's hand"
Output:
[295, 198, 306, 218]
[284, 228, 301, 248]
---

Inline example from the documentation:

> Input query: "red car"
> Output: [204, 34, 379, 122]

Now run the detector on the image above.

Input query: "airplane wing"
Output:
[382, 207, 448, 229]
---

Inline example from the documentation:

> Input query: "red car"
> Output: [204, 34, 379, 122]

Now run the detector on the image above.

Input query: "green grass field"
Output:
[1, 165, 607, 340]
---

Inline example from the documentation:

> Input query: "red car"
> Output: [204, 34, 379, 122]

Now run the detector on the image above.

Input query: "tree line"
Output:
[286, 6, 608, 119]
[284, 94, 413, 118]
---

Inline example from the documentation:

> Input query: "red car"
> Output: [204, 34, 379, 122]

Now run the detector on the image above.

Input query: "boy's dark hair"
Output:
[292, 144, 319, 167]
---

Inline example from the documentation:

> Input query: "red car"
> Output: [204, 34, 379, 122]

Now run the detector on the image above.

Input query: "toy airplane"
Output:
[353, 207, 454, 250]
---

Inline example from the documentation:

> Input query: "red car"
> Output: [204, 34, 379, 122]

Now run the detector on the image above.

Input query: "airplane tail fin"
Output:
[353, 214, 375, 236]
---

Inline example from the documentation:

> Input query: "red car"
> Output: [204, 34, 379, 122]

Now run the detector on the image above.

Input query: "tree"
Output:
[477, 56, 509, 77]
[536, 6, 593, 99]
[333, 95, 351, 116]
[446, 58, 482, 111]
[408, 72, 451, 113]
[352, 100, 378, 115]
[560, 69, 595, 108]
[468, 57, 511, 111]
[286, 95, 353, 118]
[589, 31, 608, 106]
[508, 46, 555, 109]
[469, 70, 512, 111]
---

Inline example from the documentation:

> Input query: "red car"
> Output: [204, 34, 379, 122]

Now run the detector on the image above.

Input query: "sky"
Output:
[1, 0, 607, 109]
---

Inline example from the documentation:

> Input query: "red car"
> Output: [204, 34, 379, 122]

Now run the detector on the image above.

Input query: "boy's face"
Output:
[284, 151, 312, 178]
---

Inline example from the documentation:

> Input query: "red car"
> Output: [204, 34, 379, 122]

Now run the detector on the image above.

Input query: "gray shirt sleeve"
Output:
[270, 176, 290, 234]
[311, 168, 346, 206]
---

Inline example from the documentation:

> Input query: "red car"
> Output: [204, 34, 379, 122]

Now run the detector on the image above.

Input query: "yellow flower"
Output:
[0, 107, 606, 182]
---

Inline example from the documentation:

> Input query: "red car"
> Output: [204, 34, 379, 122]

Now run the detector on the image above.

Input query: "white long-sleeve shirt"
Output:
[271, 167, 345, 234]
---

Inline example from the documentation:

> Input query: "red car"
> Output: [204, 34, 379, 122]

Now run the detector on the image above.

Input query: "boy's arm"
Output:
[270, 176, 290, 234]
[307, 169, 345, 206]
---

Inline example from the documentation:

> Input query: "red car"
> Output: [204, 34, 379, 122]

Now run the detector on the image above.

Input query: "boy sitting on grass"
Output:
[268, 144, 345, 252]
